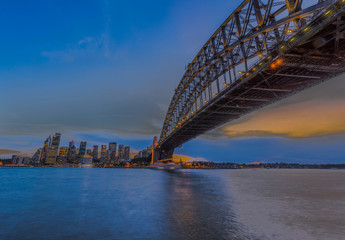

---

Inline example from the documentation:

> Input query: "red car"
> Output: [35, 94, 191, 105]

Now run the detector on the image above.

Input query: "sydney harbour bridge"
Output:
[153, 0, 345, 161]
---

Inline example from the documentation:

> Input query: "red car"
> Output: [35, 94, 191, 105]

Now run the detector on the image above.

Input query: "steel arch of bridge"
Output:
[158, 0, 345, 155]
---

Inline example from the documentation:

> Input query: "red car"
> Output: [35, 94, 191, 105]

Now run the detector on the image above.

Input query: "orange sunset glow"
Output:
[222, 74, 345, 138]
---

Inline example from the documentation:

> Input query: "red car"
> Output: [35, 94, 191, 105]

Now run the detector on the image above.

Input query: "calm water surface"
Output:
[0, 168, 344, 240]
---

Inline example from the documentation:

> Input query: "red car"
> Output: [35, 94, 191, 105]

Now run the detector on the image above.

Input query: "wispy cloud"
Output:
[0, 149, 21, 156]
[42, 34, 111, 62]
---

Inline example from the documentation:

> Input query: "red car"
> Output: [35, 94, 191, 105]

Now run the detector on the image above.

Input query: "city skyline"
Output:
[1, 1, 345, 240]
[25, 132, 134, 166]
[1, 0, 345, 163]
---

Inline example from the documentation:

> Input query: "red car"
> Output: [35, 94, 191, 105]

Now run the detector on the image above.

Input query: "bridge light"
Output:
[289, 37, 296, 43]
[280, 45, 286, 50]
[270, 63, 277, 69]
[212, 92, 216, 96]
[238, 71, 244, 74]
[276, 58, 283, 65]
[223, 83, 228, 86]
[245, 72, 250, 76]
[204, 100, 207, 103]
[191, 111, 194, 114]
[324, 10, 332, 16]
[286, 29, 294, 34]
[303, 27, 310, 33]
[197, 106, 200, 109]
[252, 67, 257, 71]
[257, 52, 264, 58]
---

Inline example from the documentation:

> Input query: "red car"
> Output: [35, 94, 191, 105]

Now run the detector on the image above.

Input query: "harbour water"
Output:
[0, 168, 344, 240]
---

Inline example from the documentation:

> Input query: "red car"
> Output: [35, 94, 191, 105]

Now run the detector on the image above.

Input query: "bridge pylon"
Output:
[151, 136, 174, 163]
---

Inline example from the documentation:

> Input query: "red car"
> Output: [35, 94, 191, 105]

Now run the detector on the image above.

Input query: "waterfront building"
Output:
[57, 147, 68, 164]
[11, 155, 17, 164]
[40, 136, 51, 164]
[100, 145, 107, 162]
[77, 141, 87, 163]
[86, 149, 92, 156]
[32, 148, 43, 165]
[82, 155, 92, 164]
[118, 145, 124, 160]
[124, 146, 130, 160]
[67, 140, 77, 163]
[23, 157, 30, 165]
[45, 133, 61, 165]
[17, 156, 24, 164]
[140, 146, 152, 158]
[109, 142, 117, 163]
[12, 155, 27, 165]
[106, 150, 109, 164]
[92, 145, 99, 162]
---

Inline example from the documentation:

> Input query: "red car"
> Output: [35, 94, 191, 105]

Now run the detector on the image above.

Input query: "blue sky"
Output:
[1, 0, 345, 163]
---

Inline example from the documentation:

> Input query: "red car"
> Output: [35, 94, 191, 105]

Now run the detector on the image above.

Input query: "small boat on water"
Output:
[148, 160, 181, 171]
[80, 164, 93, 168]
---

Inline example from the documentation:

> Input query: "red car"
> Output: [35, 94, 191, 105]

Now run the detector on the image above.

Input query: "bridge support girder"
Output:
[151, 148, 174, 163]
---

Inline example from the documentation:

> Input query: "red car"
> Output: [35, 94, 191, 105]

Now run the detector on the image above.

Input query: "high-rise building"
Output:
[124, 146, 130, 160]
[77, 141, 87, 162]
[118, 145, 124, 160]
[109, 142, 117, 163]
[57, 147, 68, 164]
[67, 140, 77, 164]
[45, 133, 61, 165]
[105, 150, 110, 164]
[12, 155, 17, 164]
[32, 148, 43, 165]
[40, 136, 51, 164]
[92, 145, 99, 162]
[100, 145, 107, 162]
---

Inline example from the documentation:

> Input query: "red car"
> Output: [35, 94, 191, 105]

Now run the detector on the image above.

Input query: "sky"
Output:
[1, 0, 345, 163]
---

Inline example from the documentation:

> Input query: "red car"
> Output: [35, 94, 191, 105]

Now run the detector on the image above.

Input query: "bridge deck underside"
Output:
[160, 24, 345, 153]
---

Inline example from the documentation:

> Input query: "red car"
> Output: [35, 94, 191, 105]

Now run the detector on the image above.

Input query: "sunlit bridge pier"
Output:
[152, 0, 345, 161]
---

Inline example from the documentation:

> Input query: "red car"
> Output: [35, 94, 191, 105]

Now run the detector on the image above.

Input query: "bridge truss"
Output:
[158, 0, 345, 159]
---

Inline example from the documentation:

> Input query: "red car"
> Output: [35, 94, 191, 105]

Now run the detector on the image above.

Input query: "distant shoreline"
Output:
[1, 164, 345, 170]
